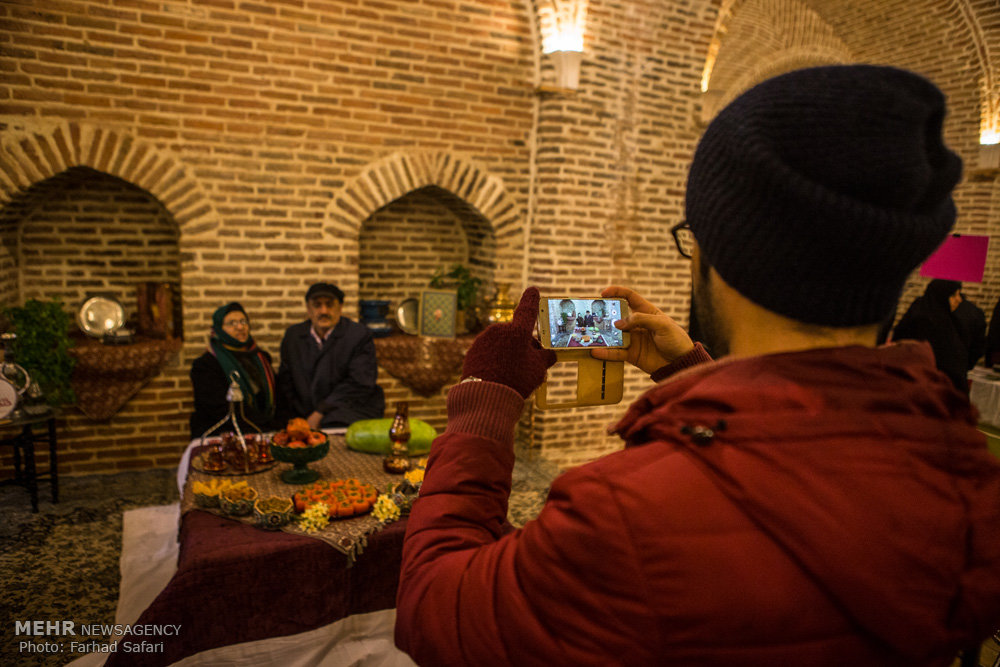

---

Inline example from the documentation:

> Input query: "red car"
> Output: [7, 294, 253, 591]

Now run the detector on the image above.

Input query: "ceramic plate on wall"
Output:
[78, 296, 125, 338]
[395, 298, 419, 335]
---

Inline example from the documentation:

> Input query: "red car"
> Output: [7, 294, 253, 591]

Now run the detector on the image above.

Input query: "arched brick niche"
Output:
[359, 185, 497, 308]
[0, 120, 218, 235]
[0, 166, 180, 314]
[326, 150, 525, 309]
[325, 151, 524, 434]
[0, 120, 218, 331]
[0, 120, 219, 476]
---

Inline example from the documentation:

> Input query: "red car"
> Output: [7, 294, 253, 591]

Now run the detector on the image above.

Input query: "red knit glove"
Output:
[461, 287, 557, 399]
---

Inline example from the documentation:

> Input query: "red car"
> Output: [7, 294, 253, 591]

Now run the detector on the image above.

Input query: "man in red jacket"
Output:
[395, 65, 1000, 666]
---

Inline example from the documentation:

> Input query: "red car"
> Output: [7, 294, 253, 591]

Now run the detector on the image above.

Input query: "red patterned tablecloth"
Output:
[183, 436, 405, 562]
[106, 439, 409, 667]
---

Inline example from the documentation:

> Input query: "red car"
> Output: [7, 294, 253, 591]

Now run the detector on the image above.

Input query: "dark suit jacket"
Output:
[276, 318, 385, 427]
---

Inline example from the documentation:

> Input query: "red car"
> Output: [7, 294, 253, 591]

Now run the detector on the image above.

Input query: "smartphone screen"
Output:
[538, 297, 629, 349]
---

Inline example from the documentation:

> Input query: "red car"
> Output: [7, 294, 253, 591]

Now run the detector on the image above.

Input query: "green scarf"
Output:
[209, 303, 275, 422]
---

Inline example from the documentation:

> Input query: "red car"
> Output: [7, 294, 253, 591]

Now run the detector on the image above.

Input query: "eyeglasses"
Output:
[671, 220, 694, 259]
[223, 318, 249, 329]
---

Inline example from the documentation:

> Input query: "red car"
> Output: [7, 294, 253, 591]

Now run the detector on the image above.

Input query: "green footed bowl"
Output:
[270, 433, 330, 484]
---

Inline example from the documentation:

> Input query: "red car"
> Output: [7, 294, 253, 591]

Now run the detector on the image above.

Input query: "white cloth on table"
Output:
[969, 367, 1000, 428]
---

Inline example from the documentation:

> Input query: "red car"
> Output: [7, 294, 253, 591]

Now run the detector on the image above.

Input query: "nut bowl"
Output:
[219, 486, 258, 516]
[270, 431, 330, 484]
[193, 490, 221, 508]
[253, 496, 294, 530]
[191, 479, 242, 508]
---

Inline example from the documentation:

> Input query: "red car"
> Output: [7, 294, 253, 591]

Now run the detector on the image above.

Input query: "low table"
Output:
[105, 437, 412, 667]
[0, 407, 58, 512]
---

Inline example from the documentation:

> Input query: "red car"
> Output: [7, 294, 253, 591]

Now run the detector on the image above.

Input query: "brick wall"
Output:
[526, 0, 717, 467]
[0, 0, 997, 477]
[0, 0, 536, 477]
[18, 166, 179, 309]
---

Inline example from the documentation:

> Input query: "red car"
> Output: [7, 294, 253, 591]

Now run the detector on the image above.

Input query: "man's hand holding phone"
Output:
[589, 286, 695, 375]
[462, 287, 557, 399]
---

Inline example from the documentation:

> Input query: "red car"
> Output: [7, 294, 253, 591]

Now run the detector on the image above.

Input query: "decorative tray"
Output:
[78, 296, 126, 338]
[395, 298, 419, 335]
[191, 443, 278, 476]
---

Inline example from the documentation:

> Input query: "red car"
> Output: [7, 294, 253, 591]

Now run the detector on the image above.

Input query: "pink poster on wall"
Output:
[919, 234, 990, 283]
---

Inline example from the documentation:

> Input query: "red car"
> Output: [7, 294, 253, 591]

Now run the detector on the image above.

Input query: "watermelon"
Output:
[345, 418, 437, 456]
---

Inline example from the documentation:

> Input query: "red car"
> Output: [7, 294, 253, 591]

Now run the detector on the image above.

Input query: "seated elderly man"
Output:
[276, 283, 385, 429]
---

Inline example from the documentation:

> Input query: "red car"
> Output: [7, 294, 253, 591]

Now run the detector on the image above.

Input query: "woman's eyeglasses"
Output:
[223, 319, 249, 329]
[671, 221, 694, 259]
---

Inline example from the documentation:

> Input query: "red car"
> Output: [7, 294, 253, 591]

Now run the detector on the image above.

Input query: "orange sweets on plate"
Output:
[292, 479, 379, 518]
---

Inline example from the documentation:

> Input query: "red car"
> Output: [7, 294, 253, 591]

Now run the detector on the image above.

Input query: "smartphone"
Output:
[537, 297, 630, 349]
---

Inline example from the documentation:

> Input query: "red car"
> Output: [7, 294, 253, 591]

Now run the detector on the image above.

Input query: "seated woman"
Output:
[189, 302, 277, 439]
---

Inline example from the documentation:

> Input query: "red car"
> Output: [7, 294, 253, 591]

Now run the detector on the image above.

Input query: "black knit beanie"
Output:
[686, 64, 963, 326]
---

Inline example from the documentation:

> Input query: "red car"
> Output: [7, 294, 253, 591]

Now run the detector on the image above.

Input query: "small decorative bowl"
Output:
[270, 432, 330, 484]
[219, 486, 258, 516]
[253, 496, 294, 530]
[387, 480, 420, 516]
[193, 490, 221, 508]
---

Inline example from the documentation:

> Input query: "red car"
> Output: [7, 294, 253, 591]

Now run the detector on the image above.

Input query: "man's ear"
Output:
[692, 244, 711, 283]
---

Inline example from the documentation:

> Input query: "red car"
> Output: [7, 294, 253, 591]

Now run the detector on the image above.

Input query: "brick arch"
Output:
[711, 46, 848, 114]
[326, 151, 525, 285]
[701, 0, 996, 135]
[700, 0, 852, 112]
[0, 119, 218, 234]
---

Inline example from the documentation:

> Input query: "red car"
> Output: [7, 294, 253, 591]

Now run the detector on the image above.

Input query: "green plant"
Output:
[2, 298, 76, 406]
[429, 264, 482, 313]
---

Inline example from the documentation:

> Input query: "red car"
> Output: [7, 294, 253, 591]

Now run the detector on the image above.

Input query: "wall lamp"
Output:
[547, 49, 583, 91]
[540, 4, 586, 93]
[977, 96, 999, 170]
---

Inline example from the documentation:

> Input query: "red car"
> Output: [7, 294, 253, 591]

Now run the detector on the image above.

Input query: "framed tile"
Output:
[419, 289, 458, 338]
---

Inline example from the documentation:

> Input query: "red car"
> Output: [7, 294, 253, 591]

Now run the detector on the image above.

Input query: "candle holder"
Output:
[196, 371, 267, 474]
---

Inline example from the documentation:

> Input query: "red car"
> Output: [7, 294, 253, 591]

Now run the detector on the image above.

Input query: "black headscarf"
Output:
[892, 280, 967, 391]
[209, 302, 276, 421]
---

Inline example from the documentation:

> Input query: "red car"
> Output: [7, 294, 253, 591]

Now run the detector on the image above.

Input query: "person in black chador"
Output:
[953, 292, 986, 369]
[189, 302, 277, 438]
[986, 296, 1000, 368]
[892, 279, 967, 391]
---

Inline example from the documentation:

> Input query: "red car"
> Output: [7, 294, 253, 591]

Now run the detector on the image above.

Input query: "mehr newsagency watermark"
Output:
[14, 620, 181, 655]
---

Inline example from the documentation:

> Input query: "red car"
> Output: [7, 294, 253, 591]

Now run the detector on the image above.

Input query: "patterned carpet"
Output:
[0, 468, 180, 667]
[0, 451, 559, 667]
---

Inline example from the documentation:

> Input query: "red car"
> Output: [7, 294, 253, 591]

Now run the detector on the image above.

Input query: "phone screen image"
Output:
[545, 298, 625, 348]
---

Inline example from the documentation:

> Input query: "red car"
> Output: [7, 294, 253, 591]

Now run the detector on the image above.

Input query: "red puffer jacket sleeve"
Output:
[395, 381, 657, 667]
